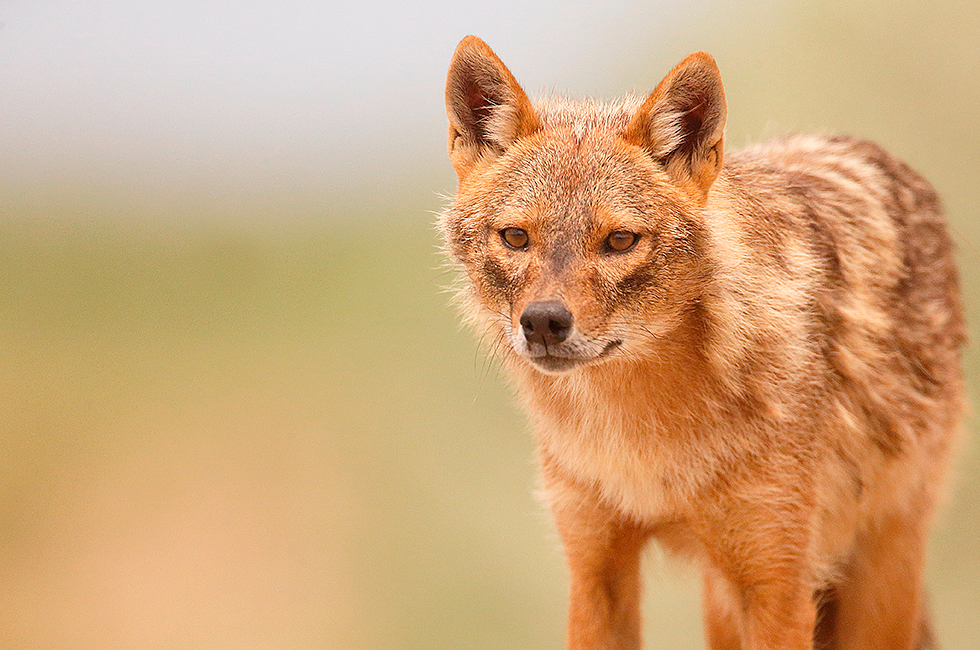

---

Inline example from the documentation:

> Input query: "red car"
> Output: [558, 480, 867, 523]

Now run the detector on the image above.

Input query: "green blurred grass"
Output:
[0, 218, 564, 649]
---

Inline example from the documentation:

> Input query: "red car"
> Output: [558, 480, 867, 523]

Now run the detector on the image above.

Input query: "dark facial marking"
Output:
[616, 266, 656, 298]
[480, 257, 517, 302]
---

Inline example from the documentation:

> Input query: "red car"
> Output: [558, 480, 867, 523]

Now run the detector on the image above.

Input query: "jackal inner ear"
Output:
[445, 36, 540, 179]
[626, 52, 727, 202]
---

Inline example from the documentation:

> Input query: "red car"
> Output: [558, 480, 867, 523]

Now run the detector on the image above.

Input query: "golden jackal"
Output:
[440, 35, 965, 650]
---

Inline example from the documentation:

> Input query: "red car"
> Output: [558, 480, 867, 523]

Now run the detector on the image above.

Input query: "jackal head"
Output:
[441, 36, 726, 374]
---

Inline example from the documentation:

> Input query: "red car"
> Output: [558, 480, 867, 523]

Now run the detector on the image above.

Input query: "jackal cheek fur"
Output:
[440, 35, 965, 650]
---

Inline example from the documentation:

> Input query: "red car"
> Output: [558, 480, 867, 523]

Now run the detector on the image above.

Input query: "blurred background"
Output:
[1, 1, 978, 648]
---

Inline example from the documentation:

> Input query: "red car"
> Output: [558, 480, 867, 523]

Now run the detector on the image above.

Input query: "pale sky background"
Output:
[0, 0, 803, 223]
[2, 0, 977, 227]
[3, 1, 978, 223]
[0, 2, 691, 200]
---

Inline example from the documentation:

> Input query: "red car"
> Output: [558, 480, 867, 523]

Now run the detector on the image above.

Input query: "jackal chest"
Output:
[535, 409, 709, 524]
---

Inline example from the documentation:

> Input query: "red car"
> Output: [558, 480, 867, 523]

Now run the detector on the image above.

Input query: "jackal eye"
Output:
[500, 228, 529, 250]
[606, 231, 639, 252]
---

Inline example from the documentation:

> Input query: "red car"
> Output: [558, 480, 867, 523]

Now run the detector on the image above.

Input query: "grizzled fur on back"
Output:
[441, 35, 964, 650]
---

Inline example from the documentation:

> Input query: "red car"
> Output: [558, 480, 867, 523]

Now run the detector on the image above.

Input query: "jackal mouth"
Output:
[525, 339, 622, 374]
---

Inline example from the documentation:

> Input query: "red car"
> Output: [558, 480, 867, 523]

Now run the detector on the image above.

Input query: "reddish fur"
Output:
[441, 36, 964, 650]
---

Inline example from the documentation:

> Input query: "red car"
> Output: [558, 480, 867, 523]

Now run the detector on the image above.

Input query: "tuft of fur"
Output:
[440, 36, 965, 650]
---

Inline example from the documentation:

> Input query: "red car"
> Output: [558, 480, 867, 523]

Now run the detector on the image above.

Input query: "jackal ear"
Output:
[625, 52, 727, 203]
[445, 36, 540, 180]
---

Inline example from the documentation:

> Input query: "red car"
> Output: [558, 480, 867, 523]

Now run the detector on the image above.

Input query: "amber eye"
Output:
[606, 231, 638, 252]
[501, 227, 529, 249]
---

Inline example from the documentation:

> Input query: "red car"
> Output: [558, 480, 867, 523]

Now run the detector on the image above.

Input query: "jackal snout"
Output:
[512, 297, 623, 375]
[520, 299, 573, 348]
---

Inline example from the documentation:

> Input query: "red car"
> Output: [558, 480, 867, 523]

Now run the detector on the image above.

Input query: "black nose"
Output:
[520, 300, 573, 347]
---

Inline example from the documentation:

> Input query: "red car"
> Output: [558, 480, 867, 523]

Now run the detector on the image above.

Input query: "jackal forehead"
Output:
[492, 133, 668, 234]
